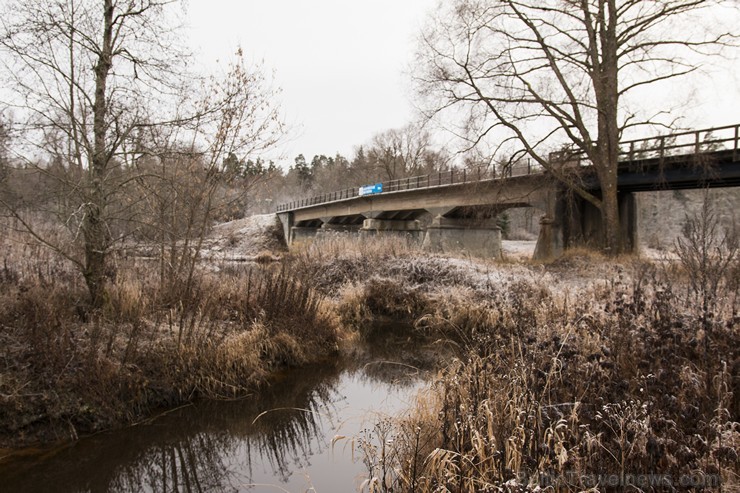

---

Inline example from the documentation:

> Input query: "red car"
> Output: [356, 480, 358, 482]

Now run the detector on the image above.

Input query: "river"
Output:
[0, 324, 445, 492]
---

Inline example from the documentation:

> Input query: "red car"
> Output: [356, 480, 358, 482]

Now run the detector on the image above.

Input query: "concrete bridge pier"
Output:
[557, 191, 639, 253]
[533, 216, 563, 260]
[531, 189, 564, 260]
[291, 225, 320, 244]
[422, 216, 502, 258]
[359, 218, 424, 242]
[277, 212, 294, 244]
[618, 191, 639, 253]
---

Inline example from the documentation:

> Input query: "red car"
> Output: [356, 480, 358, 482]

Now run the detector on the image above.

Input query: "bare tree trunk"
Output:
[593, 0, 622, 254]
[83, 0, 114, 305]
[601, 174, 620, 253]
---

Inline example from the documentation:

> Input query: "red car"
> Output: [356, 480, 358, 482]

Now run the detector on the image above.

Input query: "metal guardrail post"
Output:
[735, 125, 739, 162]
[695, 131, 700, 155]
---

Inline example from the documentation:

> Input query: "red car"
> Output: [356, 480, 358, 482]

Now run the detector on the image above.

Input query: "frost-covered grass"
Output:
[281, 234, 739, 492]
[0, 220, 340, 448]
[3, 210, 737, 493]
[371, 269, 738, 491]
[202, 213, 287, 260]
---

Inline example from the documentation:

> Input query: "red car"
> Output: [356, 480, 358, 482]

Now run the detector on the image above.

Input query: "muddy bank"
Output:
[0, 261, 340, 449]
[0, 322, 449, 492]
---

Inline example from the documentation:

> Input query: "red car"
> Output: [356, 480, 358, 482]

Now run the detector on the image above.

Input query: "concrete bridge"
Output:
[276, 124, 740, 259]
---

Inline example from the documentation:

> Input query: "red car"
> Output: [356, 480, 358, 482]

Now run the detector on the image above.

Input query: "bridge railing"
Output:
[618, 123, 739, 164]
[276, 160, 543, 212]
[276, 123, 739, 213]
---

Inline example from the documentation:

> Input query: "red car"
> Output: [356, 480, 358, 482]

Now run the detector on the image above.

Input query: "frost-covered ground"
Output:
[501, 239, 536, 260]
[200, 215, 638, 307]
[501, 238, 683, 261]
[204, 218, 540, 263]
[201, 213, 286, 261]
[203, 214, 683, 263]
[201, 216, 622, 293]
[200, 214, 681, 298]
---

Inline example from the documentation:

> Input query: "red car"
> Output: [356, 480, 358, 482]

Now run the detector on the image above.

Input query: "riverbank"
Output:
[0, 237, 342, 449]
[271, 234, 737, 490]
[332, 248, 739, 491]
[0, 321, 441, 493]
[0, 217, 576, 451]
[2, 215, 737, 493]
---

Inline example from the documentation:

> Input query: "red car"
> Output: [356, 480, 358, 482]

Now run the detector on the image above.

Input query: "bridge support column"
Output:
[360, 218, 424, 241]
[277, 212, 294, 246]
[533, 216, 564, 260]
[422, 216, 502, 258]
[290, 226, 320, 244]
[619, 191, 639, 253]
[557, 191, 639, 254]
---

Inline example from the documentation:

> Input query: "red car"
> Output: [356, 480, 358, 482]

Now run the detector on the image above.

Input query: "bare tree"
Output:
[132, 56, 284, 298]
[360, 123, 449, 181]
[416, 0, 737, 253]
[0, 115, 9, 188]
[0, 1, 283, 304]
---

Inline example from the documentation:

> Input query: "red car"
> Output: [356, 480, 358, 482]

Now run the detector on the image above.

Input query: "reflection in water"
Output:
[0, 326, 441, 492]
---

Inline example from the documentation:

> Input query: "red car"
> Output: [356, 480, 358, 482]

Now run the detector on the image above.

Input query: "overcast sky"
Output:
[185, 1, 739, 168]
[186, 0, 438, 165]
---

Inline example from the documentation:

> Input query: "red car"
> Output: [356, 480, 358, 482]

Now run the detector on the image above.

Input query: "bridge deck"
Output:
[277, 124, 740, 213]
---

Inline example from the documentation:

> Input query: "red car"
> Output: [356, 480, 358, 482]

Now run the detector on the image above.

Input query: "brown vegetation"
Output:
[2, 203, 738, 493]
[347, 251, 739, 490]
[270, 219, 738, 492]
[0, 223, 339, 448]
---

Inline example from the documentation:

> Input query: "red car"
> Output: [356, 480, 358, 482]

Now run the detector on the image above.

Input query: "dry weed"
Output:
[358, 254, 739, 491]
[0, 226, 340, 447]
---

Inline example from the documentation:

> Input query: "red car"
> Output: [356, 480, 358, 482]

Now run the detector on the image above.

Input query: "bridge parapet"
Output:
[550, 123, 740, 169]
[620, 123, 739, 164]
[277, 124, 739, 214]
[276, 160, 543, 213]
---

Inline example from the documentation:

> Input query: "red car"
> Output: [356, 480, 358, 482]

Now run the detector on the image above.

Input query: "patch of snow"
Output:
[202, 213, 286, 261]
[502, 240, 537, 260]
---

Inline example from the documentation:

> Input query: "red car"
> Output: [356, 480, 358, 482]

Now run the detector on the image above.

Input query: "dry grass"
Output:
[286, 218, 740, 492]
[4, 206, 738, 493]
[0, 221, 341, 447]
[355, 260, 739, 492]
[289, 234, 419, 267]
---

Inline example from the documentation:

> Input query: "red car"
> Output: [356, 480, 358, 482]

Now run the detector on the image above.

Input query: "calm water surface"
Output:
[0, 327, 442, 492]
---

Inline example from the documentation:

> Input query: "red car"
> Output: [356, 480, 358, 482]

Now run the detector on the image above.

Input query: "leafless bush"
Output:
[675, 190, 739, 327]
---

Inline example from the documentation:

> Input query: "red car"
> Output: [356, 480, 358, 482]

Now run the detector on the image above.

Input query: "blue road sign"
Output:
[359, 183, 383, 196]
